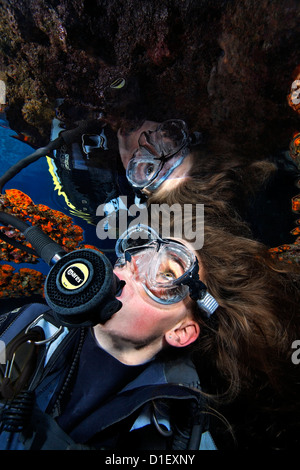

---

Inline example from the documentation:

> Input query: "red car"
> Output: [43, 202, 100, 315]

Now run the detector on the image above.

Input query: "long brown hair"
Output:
[148, 147, 277, 218]
[149, 192, 300, 400]
[147, 151, 300, 448]
[194, 222, 300, 396]
[193, 219, 300, 449]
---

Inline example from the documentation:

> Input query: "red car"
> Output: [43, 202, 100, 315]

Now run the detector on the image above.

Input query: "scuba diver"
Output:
[0, 116, 202, 231]
[0, 223, 218, 450]
[0, 207, 300, 450]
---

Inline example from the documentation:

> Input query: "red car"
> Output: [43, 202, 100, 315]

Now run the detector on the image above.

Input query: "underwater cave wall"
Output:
[0, 0, 300, 159]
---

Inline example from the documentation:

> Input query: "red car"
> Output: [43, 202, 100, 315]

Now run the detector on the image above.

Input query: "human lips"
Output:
[113, 268, 132, 299]
[115, 275, 126, 297]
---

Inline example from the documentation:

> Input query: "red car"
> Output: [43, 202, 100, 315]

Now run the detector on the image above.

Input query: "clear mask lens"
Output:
[115, 225, 195, 304]
[126, 120, 190, 189]
[156, 120, 189, 152]
[145, 243, 192, 303]
[126, 156, 161, 188]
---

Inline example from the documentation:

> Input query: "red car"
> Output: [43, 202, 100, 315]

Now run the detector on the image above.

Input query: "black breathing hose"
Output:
[0, 211, 30, 233]
[0, 137, 63, 194]
[0, 211, 66, 264]
[0, 120, 101, 194]
[0, 210, 124, 328]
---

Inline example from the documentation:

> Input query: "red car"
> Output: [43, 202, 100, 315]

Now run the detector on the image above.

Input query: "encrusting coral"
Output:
[269, 78, 300, 265]
[0, 189, 100, 298]
[0, 264, 45, 299]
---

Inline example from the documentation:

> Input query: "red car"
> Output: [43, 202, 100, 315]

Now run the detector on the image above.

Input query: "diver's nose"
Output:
[138, 130, 159, 156]
[124, 252, 142, 280]
[114, 255, 141, 286]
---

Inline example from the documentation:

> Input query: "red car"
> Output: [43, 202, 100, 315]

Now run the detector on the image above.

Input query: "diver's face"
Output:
[98, 240, 198, 349]
[101, 262, 194, 346]
[126, 120, 190, 192]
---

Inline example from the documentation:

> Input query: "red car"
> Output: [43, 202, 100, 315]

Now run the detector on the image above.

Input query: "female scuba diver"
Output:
[0, 209, 300, 450]
[118, 118, 196, 197]
[0, 223, 218, 451]
[2, 113, 293, 248]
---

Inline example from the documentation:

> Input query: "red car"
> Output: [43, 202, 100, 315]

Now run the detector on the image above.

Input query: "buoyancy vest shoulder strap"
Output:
[170, 397, 210, 450]
[0, 303, 68, 400]
[0, 303, 54, 345]
[0, 303, 70, 395]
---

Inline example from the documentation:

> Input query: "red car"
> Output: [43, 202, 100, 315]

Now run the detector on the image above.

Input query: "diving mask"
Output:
[126, 120, 190, 191]
[115, 225, 219, 317]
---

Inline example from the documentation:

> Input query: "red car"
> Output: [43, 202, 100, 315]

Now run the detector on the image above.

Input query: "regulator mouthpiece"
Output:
[44, 249, 124, 327]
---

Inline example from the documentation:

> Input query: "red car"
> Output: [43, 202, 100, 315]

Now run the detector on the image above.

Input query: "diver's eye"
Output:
[155, 259, 185, 284]
[157, 270, 176, 282]
[146, 164, 154, 176]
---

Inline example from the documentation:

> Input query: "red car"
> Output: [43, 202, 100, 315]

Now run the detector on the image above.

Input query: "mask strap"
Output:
[196, 292, 219, 318]
[181, 260, 219, 318]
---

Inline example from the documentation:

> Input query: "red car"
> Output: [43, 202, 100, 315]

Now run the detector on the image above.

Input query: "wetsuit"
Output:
[0, 303, 216, 450]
